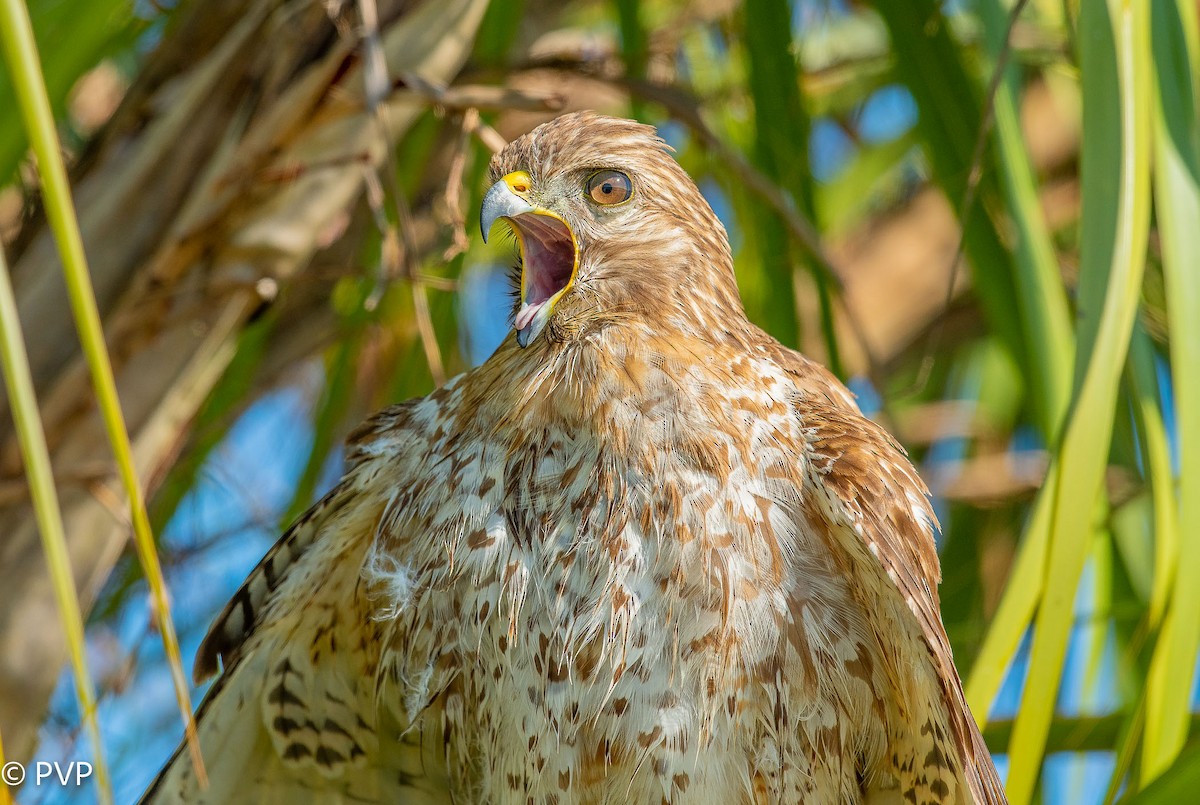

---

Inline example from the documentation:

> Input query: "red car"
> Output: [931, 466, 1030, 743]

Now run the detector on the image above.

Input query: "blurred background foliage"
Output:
[0, 0, 1197, 802]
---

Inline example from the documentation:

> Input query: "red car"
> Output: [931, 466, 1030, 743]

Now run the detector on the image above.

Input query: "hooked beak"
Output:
[480, 171, 579, 348]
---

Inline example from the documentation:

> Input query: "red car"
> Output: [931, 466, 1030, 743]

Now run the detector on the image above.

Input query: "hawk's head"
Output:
[481, 112, 740, 348]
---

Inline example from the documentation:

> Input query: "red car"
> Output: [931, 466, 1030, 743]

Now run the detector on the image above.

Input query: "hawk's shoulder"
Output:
[764, 339, 1005, 805]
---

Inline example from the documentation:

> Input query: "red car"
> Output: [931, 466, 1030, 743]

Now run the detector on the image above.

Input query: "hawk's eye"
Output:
[586, 170, 632, 205]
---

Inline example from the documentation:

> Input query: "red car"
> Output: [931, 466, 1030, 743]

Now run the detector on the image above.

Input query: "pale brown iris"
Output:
[586, 170, 632, 205]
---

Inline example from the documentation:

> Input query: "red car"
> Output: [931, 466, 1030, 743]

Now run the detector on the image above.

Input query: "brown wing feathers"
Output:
[797, 389, 1006, 805]
[193, 482, 349, 682]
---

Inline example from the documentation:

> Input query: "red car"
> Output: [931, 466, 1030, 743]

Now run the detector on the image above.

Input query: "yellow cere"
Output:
[503, 171, 532, 196]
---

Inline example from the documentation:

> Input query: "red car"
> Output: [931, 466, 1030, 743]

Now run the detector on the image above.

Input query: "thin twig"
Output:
[0, 462, 114, 506]
[409, 280, 445, 382]
[360, 167, 396, 303]
[410, 272, 459, 292]
[440, 109, 475, 262]
[469, 116, 507, 155]
[909, 0, 1032, 395]
[251, 151, 372, 184]
[349, 0, 445, 383]
[404, 82, 565, 114]
[398, 70, 514, 156]
[0, 0, 201, 790]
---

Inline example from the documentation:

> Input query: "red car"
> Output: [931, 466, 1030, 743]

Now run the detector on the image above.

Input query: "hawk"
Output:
[144, 112, 1005, 804]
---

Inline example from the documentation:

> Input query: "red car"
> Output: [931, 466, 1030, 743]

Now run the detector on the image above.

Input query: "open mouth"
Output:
[508, 211, 577, 333]
[479, 173, 580, 347]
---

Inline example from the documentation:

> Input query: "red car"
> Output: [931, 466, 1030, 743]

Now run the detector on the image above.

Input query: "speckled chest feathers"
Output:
[353, 328, 967, 805]
[148, 112, 1003, 805]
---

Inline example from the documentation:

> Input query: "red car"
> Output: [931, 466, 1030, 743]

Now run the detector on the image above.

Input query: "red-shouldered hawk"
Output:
[144, 112, 1005, 804]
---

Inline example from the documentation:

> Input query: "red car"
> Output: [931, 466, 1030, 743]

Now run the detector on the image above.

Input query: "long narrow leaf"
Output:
[1127, 328, 1179, 631]
[0, 725, 9, 805]
[961, 0, 1081, 723]
[0, 0, 136, 184]
[1097, 328, 1174, 800]
[1142, 0, 1200, 781]
[1123, 740, 1200, 804]
[1004, 2, 1153, 802]
[965, 468, 1055, 721]
[0, 239, 109, 801]
[0, 0, 201, 785]
[614, 0, 648, 120]
[873, 0, 1029, 404]
[740, 0, 814, 354]
[979, 0, 1074, 438]
[745, 0, 841, 370]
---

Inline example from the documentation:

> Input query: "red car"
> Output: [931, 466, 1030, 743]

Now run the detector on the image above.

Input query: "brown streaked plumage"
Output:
[144, 112, 1006, 804]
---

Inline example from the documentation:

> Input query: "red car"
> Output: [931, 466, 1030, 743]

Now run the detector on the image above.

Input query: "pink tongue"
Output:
[514, 301, 545, 331]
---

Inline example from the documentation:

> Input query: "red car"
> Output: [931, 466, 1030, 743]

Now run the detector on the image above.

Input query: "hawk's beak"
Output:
[480, 171, 579, 348]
